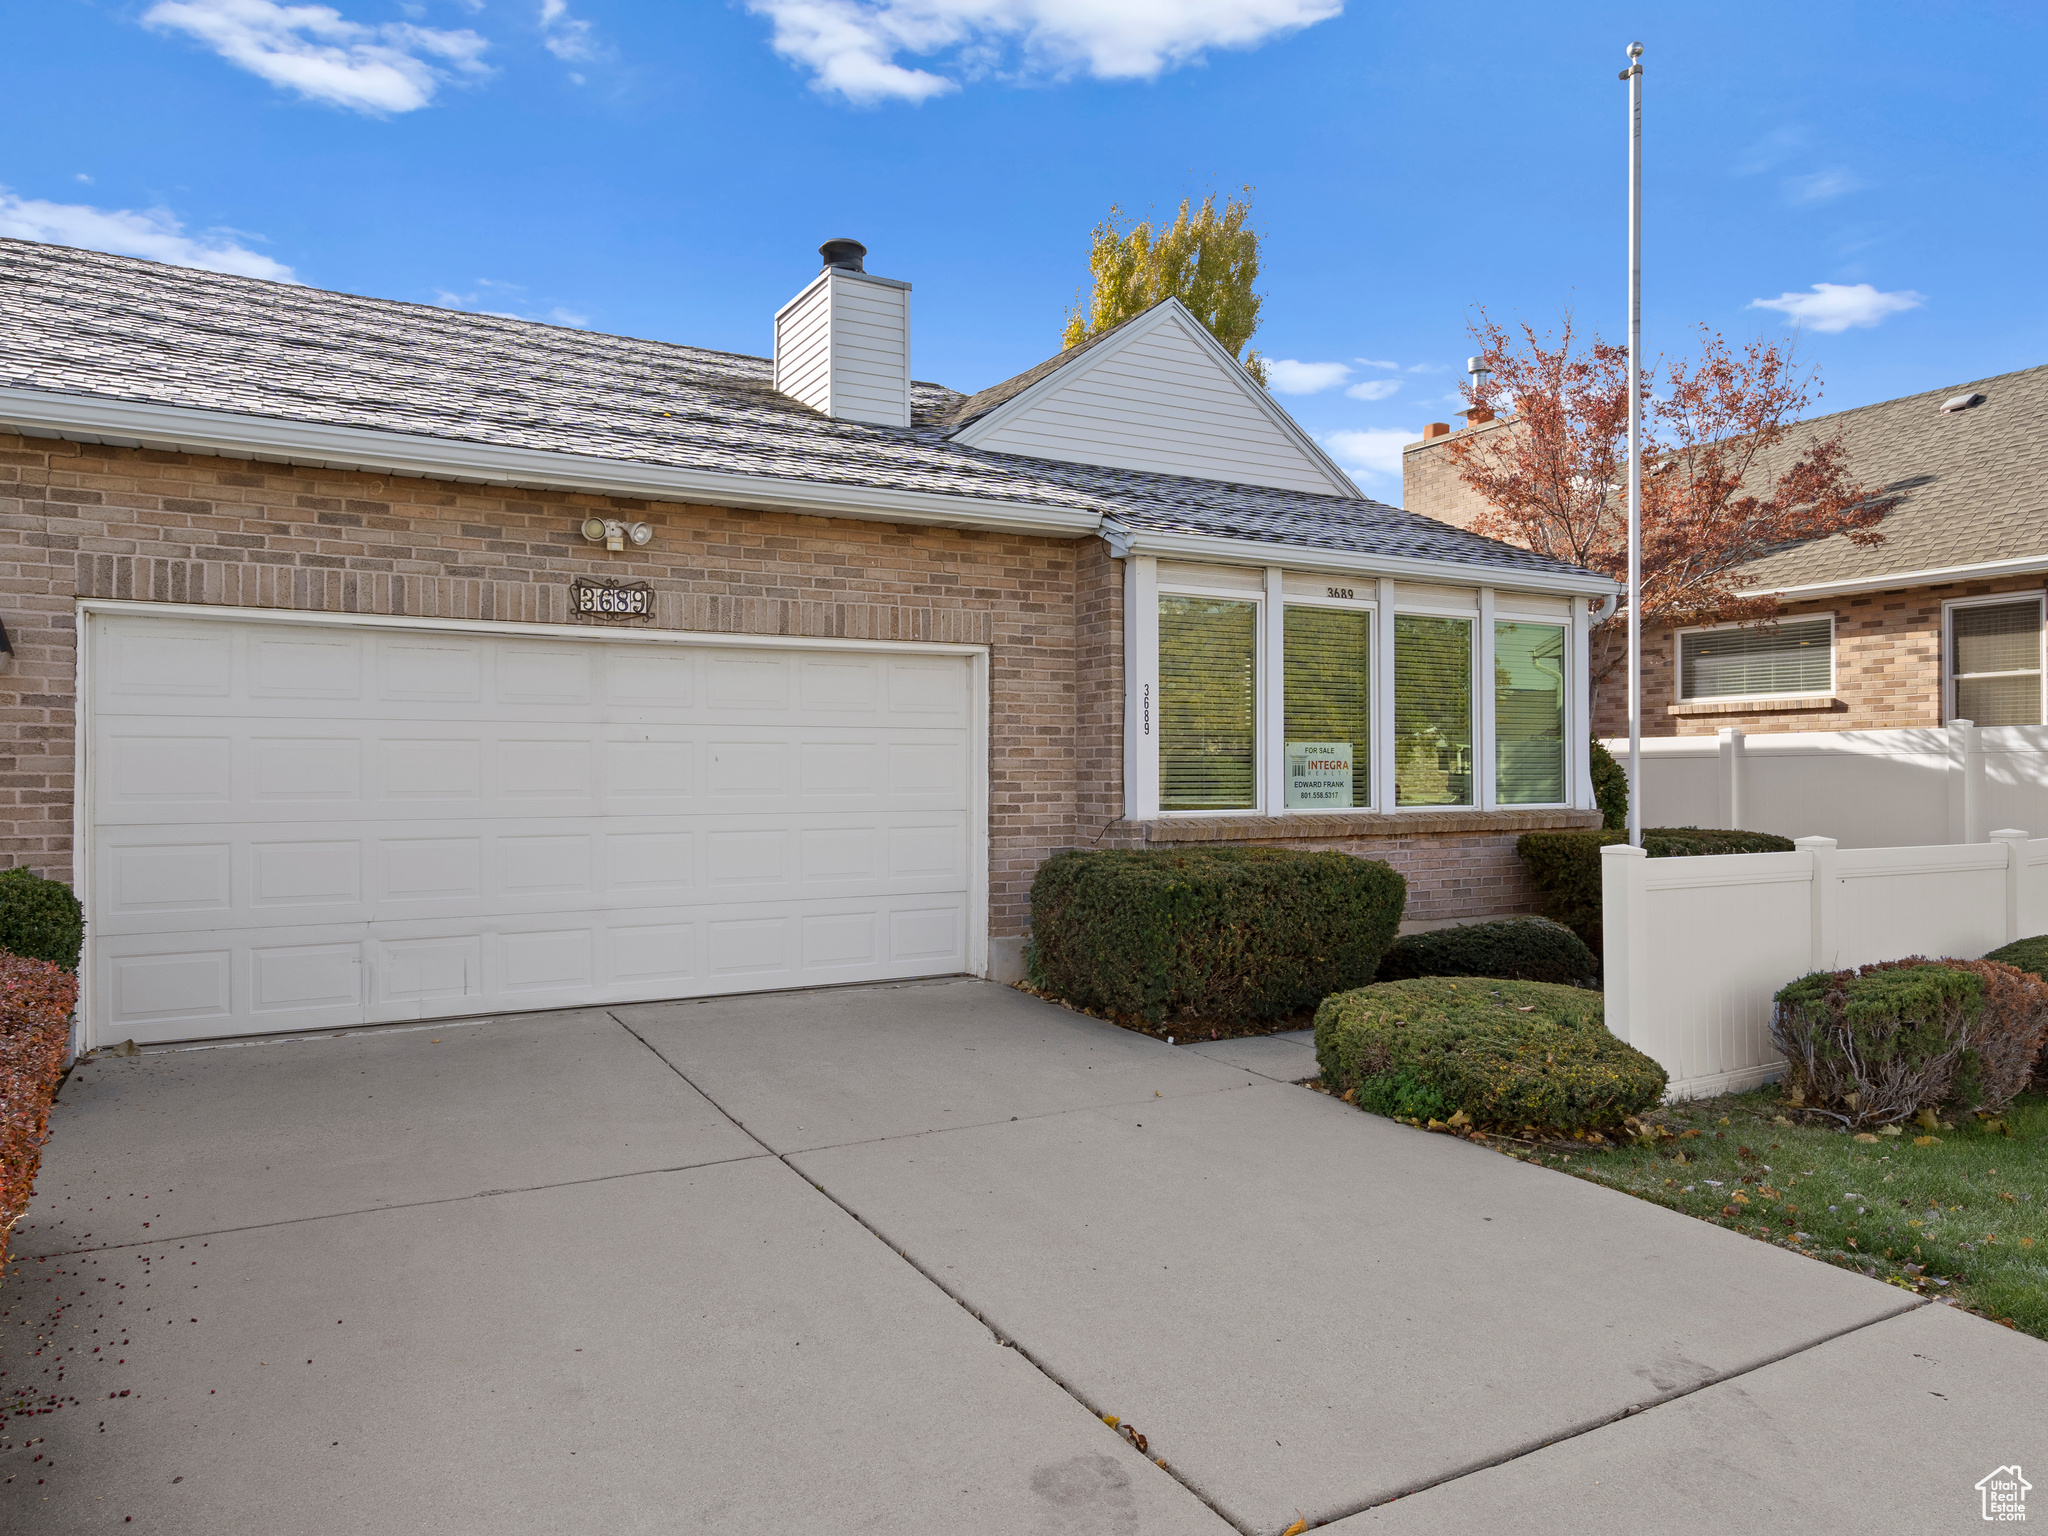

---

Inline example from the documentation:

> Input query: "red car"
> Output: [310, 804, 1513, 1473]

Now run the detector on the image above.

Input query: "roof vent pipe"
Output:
[818, 239, 868, 273]
[774, 240, 911, 427]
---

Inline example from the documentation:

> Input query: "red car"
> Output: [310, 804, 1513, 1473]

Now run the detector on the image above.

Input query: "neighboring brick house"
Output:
[0, 237, 1613, 1048]
[1403, 365, 2048, 739]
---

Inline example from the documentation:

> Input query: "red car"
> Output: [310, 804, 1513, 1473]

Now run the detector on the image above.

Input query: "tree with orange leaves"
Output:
[1448, 310, 1890, 706]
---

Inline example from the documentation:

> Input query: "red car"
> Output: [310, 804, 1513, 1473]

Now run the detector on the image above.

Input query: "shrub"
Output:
[1314, 977, 1667, 1133]
[1028, 847, 1406, 1024]
[0, 867, 84, 973]
[1516, 827, 1798, 951]
[1375, 917, 1597, 987]
[1981, 935, 2048, 1086]
[1867, 958, 2047, 1112]
[1589, 739, 1627, 832]
[1772, 962, 2000, 1126]
[0, 951, 80, 1269]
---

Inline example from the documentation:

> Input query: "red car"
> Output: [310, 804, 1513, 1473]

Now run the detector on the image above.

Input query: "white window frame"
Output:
[1489, 613, 1576, 811]
[1674, 614, 1836, 704]
[1125, 559, 1586, 818]
[1943, 591, 2047, 726]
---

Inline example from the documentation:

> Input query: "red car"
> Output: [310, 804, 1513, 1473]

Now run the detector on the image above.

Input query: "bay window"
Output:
[1141, 564, 1586, 818]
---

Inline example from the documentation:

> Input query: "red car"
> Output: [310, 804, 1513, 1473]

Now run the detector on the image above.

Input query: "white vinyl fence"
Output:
[1601, 721, 2048, 847]
[1602, 829, 2048, 1099]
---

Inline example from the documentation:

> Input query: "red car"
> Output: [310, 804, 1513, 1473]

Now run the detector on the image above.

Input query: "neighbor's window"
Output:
[1949, 598, 2044, 726]
[1678, 617, 1833, 700]
[1283, 606, 1371, 809]
[1495, 621, 1567, 804]
[1394, 614, 1473, 807]
[1159, 594, 1258, 810]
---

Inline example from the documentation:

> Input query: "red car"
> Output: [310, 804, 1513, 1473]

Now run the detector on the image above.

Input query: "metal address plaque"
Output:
[571, 577, 654, 619]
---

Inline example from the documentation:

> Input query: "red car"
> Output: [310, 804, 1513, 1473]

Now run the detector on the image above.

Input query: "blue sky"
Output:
[5, 0, 2042, 498]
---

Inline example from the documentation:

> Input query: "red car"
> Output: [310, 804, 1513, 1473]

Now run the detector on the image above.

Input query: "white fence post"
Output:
[1793, 835, 1839, 971]
[1716, 727, 1746, 830]
[1601, 843, 1650, 1044]
[1947, 719, 1983, 844]
[1993, 828, 2028, 946]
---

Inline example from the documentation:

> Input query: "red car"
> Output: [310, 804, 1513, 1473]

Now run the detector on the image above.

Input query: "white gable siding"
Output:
[964, 312, 1349, 495]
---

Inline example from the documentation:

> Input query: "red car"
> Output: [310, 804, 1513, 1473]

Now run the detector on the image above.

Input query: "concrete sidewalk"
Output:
[5, 979, 2038, 1534]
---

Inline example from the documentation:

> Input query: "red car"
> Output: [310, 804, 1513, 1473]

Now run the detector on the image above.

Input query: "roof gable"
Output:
[947, 299, 1359, 498]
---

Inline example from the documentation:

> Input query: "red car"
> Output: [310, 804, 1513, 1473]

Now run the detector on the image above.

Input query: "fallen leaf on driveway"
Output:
[1281, 1521, 1309, 1536]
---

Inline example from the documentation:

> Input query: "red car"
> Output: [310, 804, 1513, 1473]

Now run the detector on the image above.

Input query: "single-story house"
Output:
[1403, 364, 2048, 738]
[0, 236, 1614, 1046]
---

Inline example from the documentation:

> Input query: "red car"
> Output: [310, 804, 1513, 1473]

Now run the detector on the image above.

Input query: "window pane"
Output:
[1679, 617, 1832, 699]
[1496, 621, 1566, 804]
[1159, 595, 1257, 811]
[1395, 614, 1473, 807]
[1957, 673, 2042, 727]
[1952, 601, 2042, 679]
[1284, 606, 1371, 809]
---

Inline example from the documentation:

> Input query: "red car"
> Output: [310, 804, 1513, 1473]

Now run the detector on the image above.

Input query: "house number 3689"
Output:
[1326, 586, 1356, 600]
[1143, 682, 1151, 735]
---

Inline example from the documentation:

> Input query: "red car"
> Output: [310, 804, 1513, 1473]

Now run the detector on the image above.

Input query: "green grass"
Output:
[1499, 1085, 2048, 1340]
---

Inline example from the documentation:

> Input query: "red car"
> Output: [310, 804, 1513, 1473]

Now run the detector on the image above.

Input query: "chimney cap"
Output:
[819, 239, 868, 273]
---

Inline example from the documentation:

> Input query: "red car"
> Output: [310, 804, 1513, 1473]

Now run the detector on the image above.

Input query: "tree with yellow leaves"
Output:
[1062, 189, 1267, 386]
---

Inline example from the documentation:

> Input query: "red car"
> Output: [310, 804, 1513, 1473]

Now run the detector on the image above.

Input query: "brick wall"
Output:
[1595, 575, 2048, 739]
[1, 429, 1598, 951]
[1399, 419, 1515, 529]
[0, 431, 1087, 936]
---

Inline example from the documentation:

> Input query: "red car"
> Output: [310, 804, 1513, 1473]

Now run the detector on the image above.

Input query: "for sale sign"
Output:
[1286, 740, 1354, 808]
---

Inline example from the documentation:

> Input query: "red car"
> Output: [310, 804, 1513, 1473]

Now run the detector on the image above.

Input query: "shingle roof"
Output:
[944, 300, 1157, 430]
[1733, 363, 2048, 591]
[0, 239, 1602, 585]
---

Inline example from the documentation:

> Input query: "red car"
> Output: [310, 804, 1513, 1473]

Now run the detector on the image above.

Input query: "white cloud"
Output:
[745, 0, 1343, 105]
[1785, 168, 1866, 204]
[1749, 281, 1924, 333]
[435, 279, 591, 328]
[74, 173, 94, 184]
[1343, 378, 1399, 401]
[143, 0, 489, 114]
[1323, 427, 1414, 482]
[0, 190, 295, 281]
[1351, 356, 1396, 369]
[539, 0, 601, 60]
[1265, 358, 1350, 395]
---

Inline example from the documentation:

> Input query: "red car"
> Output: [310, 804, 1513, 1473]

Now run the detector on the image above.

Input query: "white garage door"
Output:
[84, 609, 981, 1046]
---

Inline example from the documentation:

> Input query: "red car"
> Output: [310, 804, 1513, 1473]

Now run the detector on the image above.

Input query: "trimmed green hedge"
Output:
[0, 867, 83, 973]
[1375, 917, 1597, 987]
[1516, 827, 1797, 951]
[1980, 935, 2048, 1086]
[1772, 964, 1984, 1125]
[1314, 977, 1667, 1132]
[1589, 739, 1627, 832]
[1028, 847, 1406, 1024]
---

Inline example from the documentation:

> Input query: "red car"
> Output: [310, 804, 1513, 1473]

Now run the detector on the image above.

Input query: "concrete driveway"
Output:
[4, 979, 2038, 1534]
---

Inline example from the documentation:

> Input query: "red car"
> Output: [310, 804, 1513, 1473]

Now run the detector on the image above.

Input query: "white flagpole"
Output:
[1623, 40, 1644, 847]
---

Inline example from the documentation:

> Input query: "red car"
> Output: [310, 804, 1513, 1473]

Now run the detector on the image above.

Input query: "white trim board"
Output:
[1737, 553, 2048, 600]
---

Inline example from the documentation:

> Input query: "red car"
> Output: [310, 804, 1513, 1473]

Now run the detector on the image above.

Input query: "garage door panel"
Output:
[88, 614, 978, 1044]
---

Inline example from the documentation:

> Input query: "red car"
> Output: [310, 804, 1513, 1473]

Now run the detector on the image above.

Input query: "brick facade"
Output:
[1592, 575, 2048, 739]
[1, 430, 1582, 950]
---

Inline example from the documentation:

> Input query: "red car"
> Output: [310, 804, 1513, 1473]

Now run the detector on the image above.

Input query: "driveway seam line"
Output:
[15, 1150, 775, 1259]
[605, 1009, 1252, 1536]
[1317, 1298, 1927, 1522]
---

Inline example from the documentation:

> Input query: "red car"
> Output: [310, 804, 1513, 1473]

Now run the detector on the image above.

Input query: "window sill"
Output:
[1129, 806, 1601, 843]
[1668, 694, 1837, 717]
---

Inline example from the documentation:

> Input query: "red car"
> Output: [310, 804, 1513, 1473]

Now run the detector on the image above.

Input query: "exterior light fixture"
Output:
[580, 518, 654, 552]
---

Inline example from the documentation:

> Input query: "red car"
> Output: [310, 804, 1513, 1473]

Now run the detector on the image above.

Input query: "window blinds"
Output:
[1952, 600, 2043, 726]
[1159, 595, 1258, 811]
[1283, 606, 1371, 808]
[1494, 621, 1566, 804]
[1394, 614, 1473, 807]
[1679, 618, 1831, 699]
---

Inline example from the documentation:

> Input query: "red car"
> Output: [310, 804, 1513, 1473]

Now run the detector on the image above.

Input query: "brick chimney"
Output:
[1422, 422, 1451, 441]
